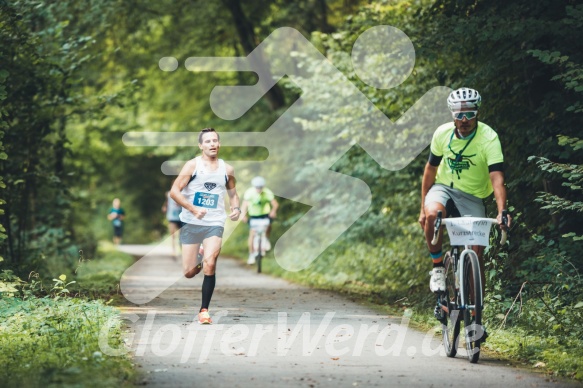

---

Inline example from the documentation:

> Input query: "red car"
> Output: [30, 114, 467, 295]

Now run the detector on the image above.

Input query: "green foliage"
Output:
[0, 0, 108, 270]
[0, 43, 8, 263]
[0, 247, 133, 302]
[487, 233, 582, 333]
[0, 296, 135, 387]
[506, 135, 583, 352]
[529, 137, 583, 225]
[0, 248, 135, 386]
[0, 269, 25, 297]
[51, 274, 76, 299]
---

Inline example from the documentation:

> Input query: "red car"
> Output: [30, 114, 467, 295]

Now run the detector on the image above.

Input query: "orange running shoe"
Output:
[198, 309, 212, 325]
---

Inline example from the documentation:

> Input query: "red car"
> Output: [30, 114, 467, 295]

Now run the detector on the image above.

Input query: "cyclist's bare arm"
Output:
[420, 162, 438, 228]
[269, 198, 279, 218]
[489, 171, 512, 228]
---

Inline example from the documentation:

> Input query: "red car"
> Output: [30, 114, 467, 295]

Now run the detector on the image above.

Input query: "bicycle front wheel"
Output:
[256, 237, 262, 273]
[463, 250, 483, 363]
[441, 252, 461, 358]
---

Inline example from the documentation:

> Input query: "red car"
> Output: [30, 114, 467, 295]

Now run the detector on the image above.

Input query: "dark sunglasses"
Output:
[452, 111, 478, 120]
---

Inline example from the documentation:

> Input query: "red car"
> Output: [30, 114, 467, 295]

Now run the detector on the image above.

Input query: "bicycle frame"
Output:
[249, 218, 270, 250]
[249, 218, 270, 273]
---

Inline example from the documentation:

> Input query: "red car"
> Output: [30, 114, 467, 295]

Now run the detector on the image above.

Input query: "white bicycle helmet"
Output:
[447, 87, 482, 111]
[251, 176, 266, 188]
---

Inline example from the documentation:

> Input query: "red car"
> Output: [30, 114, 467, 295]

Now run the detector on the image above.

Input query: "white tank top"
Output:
[180, 157, 228, 226]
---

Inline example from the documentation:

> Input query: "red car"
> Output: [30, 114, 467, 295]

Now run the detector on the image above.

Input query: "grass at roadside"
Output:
[483, 327, 583, 381]
[0, 297, 135, 387]
[72, 244, 135, 302]
[0, 243, 137, 387]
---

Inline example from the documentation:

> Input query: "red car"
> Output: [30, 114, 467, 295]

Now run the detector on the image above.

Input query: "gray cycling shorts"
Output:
[425, 184, 486, 218]
[180, 224, 224, 244]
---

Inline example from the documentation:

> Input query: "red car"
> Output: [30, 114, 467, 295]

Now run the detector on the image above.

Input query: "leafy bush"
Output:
[0, 248, 136, 387]
[0, 296, 135, 387]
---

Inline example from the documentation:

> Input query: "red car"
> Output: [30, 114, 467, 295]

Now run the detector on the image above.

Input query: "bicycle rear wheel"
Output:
[462, 251, 483, 363]
[441, 252, 461, 357]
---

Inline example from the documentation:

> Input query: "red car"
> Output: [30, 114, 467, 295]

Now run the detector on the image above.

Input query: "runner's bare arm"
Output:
[170, 159, 207, 219]
[225, 163, 240, 221]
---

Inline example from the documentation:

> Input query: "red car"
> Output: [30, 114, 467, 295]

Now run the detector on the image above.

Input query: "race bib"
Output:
[194, 192, 219, 209]
[113, 219, 122, 227]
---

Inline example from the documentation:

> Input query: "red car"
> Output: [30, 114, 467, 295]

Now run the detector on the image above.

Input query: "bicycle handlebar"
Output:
[431, 209, 508, 246]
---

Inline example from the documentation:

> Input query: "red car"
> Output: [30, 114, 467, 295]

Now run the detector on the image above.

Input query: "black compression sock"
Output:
[201, 274, 216, 311]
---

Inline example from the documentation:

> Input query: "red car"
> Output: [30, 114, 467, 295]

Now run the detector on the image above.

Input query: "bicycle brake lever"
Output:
[500, 209, 508, 245]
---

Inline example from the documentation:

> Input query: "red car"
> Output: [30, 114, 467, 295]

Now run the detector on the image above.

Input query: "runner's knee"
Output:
[204, 261, 216, 274]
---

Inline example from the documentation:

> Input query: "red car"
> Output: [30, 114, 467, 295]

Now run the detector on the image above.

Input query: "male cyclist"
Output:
[419, 88, 512, 294]
[240, 176, 279, 265]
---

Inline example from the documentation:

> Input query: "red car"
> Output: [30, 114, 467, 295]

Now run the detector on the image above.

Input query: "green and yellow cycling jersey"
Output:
[430, 121, 504, 199]
[244, 187, 275, 217]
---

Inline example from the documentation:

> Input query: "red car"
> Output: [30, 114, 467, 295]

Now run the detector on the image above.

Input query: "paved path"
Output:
[117, 245, 576, 387]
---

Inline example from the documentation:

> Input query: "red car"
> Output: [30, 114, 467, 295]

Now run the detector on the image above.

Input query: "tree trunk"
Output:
[3, 205, 15, 263]
[220, 0, 285, 110]
[314, 0, 333, 33]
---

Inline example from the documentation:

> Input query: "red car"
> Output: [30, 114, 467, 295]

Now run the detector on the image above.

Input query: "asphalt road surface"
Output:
[116, 245, 578, 388]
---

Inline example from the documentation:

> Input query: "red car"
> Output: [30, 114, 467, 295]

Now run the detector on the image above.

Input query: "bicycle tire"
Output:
[441, 251, 461, 357]
[463, 250, 483, 363]
[256, 235, 262, 273]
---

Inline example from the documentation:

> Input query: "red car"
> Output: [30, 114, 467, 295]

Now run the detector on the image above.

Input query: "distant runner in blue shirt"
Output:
[107, 198, 125, 245]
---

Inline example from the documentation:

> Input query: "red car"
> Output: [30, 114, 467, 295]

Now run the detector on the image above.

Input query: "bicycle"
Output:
[432, 210, 507, 363]
[249, 217, 270, 273]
